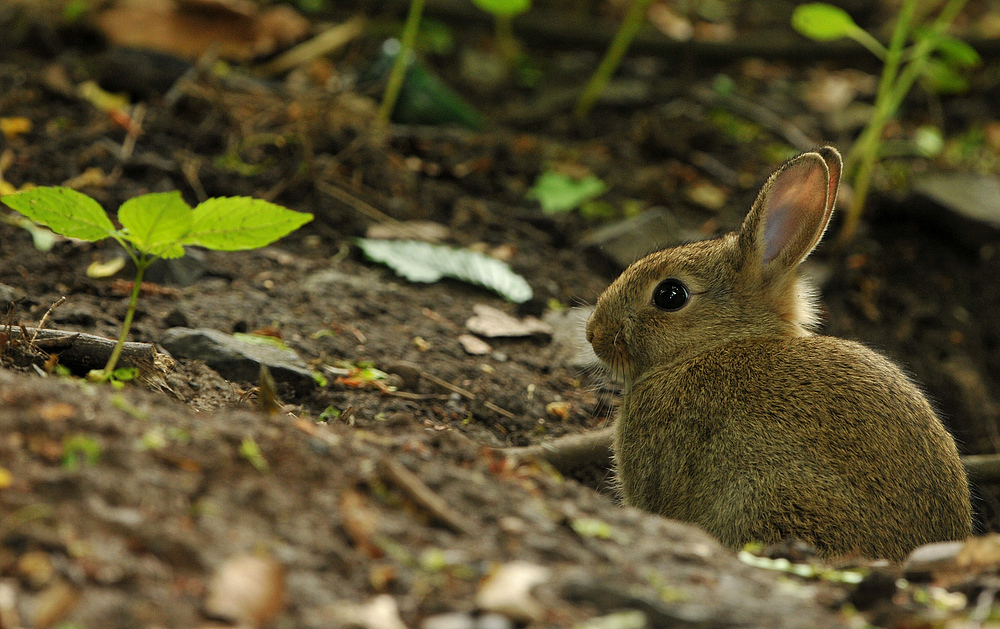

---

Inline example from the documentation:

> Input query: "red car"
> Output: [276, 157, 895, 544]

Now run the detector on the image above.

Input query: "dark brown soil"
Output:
[2, 3, 999, 627]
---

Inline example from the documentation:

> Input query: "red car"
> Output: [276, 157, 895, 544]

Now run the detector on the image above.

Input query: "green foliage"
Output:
[62, 434, 102, 470]
[1, 187, 312, 378]
[239, 437, 270, 473]
[791, 3, 861, 41]
[356, 238, 533, 303]
[527, 171, 609, 214]
[471, 0, 530, 17]
[575, 0, 656, 119]
[791, 0, 974, 242]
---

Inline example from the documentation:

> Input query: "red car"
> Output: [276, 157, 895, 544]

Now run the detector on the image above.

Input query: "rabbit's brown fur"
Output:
[586, 147, 971, 560]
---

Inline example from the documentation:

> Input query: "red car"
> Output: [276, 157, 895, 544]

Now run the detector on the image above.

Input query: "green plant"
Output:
[471, 0, 531, 67]
[375, 0, 427, 136]
[575, 0, 656, 119]
[527, 170, 609, 214]
[2, 187, 312, 380]
[792, 1, 977, 243]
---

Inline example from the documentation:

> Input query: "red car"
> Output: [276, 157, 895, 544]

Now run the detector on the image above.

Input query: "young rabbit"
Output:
[586, 147, 971, 561]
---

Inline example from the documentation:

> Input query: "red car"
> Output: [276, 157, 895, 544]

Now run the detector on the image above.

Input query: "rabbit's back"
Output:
[615, 335, 972, 560]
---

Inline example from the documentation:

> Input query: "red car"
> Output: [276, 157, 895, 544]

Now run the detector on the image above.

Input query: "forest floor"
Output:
[2, 2, 1000, 627]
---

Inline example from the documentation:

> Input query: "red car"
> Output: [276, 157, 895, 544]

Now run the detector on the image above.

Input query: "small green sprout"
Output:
[527, 171, 609, 214]
[471, 0, 531, 67]
[62, 434, 102, 470]
[575, 0, 656, 119]
[792, 0, 976, 242]
[239, 437, 270, 473]
[2, 187, 312, 380]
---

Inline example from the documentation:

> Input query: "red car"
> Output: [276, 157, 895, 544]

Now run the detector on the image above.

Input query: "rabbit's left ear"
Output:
[740, 147, 842, 271]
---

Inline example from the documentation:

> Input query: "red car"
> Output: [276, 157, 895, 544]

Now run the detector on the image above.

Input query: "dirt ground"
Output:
[3, 2, 1000, 627]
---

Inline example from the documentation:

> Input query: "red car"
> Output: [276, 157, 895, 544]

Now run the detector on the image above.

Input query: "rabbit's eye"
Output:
[652, 279, 689, 311]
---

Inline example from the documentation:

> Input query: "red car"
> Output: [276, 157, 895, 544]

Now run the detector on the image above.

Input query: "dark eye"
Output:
[652, 279, 689, 311]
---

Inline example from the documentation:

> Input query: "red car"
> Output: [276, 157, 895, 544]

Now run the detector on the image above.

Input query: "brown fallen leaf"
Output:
[94, 0, 309, 61]
[203, 555, 285, 627]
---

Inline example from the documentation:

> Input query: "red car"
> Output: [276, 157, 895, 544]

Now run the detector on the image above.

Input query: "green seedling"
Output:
[575, 0, 656, 119]
[527, 170, 609, 214]
[471, 0, 531, 68]
[792, 1, 977, 243]
[376, 0, 427, 136]
[2, 187, 312, 380]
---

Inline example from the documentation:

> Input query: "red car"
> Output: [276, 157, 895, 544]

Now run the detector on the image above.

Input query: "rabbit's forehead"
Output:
[624, 238, 733, 285]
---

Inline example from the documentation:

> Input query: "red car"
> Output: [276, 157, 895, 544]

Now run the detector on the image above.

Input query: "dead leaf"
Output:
[465, 304, 553, 339]
[95, 0, 309, 62]
[458, 334, 492, 355]
[365, 220, 451, 243]
[203, 555, 285, 627]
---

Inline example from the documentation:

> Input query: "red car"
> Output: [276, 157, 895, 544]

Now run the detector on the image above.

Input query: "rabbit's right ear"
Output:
[739, 147, 842, 273]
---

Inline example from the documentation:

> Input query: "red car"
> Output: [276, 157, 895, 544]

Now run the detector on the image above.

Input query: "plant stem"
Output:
[495, 14, 518, 68]
[837, 0, 967, 244]
[374, 0, 426, 137]
[102, 256, 149, 376]
[574, 0, 654, 120]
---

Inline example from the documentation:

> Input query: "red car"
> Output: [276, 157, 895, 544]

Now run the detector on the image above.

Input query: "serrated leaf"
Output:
[356, 238, 533, 303]
[184, 197, 313, 251]
[527, 171, 608, 214]
[118, 191, 192, 259]
[914, 27, 980, 67]
[471, 0, 530, 17]
[1, 186, 115, 241]
[791, 3, 859, 41]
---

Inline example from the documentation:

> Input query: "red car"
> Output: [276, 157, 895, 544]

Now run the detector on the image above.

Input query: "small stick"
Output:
[315, 180, 398, 225]
[376, 456, 476, 535]
[257, 16, 366, 76]
[690, 85, 814, 152]
[501, 427, 614, 473]
[419, 370, 516, 420]
[8, 326, 164, 375]
[29, 297, 67, 345]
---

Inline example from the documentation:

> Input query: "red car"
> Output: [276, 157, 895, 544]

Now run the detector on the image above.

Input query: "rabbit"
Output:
[585, 147, 972, 561]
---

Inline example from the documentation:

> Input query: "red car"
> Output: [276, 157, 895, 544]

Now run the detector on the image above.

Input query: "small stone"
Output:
[160, 327, 314, 392]
[476, 613, 514, 629]
[903, 540, 964, 577]
[385, 362, 422, 390]
[476, 561, 550, 623]
[421, 612, 475, 629]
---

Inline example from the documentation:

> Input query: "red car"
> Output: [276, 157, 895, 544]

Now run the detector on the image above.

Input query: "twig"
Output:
[315, 180, 399, 225]
[419, 370, 516, 420]
[376, 456, 476, 535]
[500, 427, 1000, 487]
[501, 427, 614, 473]
[690, 85, 815, 152]
[257, 16, 366, 76]
[6, 326, 170, 379]
[29, 296, 66, 345]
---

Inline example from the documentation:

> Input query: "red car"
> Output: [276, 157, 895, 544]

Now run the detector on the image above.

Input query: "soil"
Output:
[2, 3, 1000, 627]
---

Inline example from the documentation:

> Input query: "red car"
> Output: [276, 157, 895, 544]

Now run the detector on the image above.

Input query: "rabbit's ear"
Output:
[740, 147, 841, 271]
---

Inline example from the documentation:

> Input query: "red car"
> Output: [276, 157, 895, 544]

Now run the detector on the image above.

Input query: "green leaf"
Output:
[471, 0, 530, 17]
[117, 191, 192, 259]
[791, 3, 859, 41]
[526, 171, 608, 214]
[914, 27, 980, 67]
[184, 197, 313, 251]
[2, 186, 115, 241]
[922, 59, 969, 94]
[356, 238, 533, 303]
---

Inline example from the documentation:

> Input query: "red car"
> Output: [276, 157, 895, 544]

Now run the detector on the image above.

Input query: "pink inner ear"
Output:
[762, 160, 829, 265]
